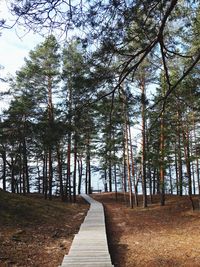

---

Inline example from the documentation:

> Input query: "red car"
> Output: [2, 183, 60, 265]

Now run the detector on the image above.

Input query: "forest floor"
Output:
[93, 193, 200, 267]
[1, 191, 200, 267]
[0, 190, 89, 267]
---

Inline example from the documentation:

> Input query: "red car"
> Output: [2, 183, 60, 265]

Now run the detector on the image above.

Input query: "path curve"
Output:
[60, 194, 114, 267]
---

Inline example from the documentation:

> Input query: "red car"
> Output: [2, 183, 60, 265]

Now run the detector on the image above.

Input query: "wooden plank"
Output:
[60, 194, 114, 267]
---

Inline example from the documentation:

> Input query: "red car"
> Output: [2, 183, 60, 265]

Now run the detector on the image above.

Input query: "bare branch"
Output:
[150, 50, 200, 112]
[159, 39, 171, 89]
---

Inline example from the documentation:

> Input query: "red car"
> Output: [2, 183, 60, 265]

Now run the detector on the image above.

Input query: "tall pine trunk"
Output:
[47, 76, 54, 200]
[128, 120, 138, 206]
[159, 111, 165, 206]
[48, 147, 53, 200]
[124, 115, 133, 208]
[43, 153, 48, 199]
[1, 150, 6, 191]
[87, 140, 92, 194]
[141, 81, 147, 208]
[73, 137, 77, 202]
[182, 128, 194, 210]
[66, 87, 72, 201]
[22, 137, 29, 194]
[78, 157, 83, 195]
[177, 111, 183, 196]
[56, 144, 64, 200]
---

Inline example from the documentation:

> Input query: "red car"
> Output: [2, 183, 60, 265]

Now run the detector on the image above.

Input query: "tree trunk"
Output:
[11, 157, 15, 193]
[159, 111, 165, 206]
[128, 121, 138, 206]
[146, 134, 152, 204]
[141, 82, 147, 208]
[108, 158, 112, 192]
[114, 161, 118, 201]
[87, 152, 92, 194]
[22, 137, 29, 194]
[182, 128, 194, 210]
[43, 153, 48, 199]
[85, 139, 91, 194]
[85, 161, 88, 194]
[56, 144, 64, 200]
[47, 75, 54, 201]
[124, 114, 133, 208]
[152, 167, 156, 195]
[48, 147, 53, 200]
[66, 86, 72, 201]
[177, 111, 183, 196]
[193, 115, 200, 196]
[174, 144, 179, 195]
[1, 150, 6, 191]
[169, 164, 173, 194]
[73, 139, 77, 202]
[36, 158, 41, 194]
[104, 169, 108, 192]
[182, 129, 192, 196]
[78, 157, 83, 195]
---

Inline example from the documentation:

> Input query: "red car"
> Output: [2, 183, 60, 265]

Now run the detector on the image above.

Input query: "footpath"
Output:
[60, 194, 114, 267]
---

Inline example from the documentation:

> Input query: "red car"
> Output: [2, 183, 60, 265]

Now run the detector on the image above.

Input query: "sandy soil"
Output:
[0, 193, 88, 267]
[93, 193, 200, 267]
[1, 192, 200, 267]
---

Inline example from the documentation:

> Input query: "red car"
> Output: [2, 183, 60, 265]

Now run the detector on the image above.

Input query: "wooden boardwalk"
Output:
[60, 194, 114, 267]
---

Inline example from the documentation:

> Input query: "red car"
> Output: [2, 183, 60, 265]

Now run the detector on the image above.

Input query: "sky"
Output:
[0, 0, 44, 108]
[0, 0, 141, 191]
[0, 29, 43, 76]
[0, 1, 104, 191]
[0, 0, 44, 76]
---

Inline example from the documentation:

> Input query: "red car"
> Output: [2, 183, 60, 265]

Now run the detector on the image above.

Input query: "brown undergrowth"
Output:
[0, 190, 88, 267]
[93, 193, 200, 267]
[1, 191, 200, 267]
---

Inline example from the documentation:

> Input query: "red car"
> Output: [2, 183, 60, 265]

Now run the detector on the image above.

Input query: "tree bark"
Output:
[159, 111, 165, 206]
[78, 157, 83, 195]
[124, 114, 133, 208]
[56, 144, 64, 200]
[1, 150, 6, 191]
[73, 138, 77, 202]
[48, 147, 53, 200]
[128, 120, 138, 206]
[141, 82, 147, 208]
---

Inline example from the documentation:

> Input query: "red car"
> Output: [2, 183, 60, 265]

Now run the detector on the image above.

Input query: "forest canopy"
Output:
[0, 0, 200, 208]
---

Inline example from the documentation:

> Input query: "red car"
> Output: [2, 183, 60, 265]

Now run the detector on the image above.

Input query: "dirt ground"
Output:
[1, 191, 200, 267]
[0, 192, 88, 267]
[93, 193, 200, 267]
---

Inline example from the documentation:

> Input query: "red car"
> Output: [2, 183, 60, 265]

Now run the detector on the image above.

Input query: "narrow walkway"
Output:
[60, 194, 114, 267]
